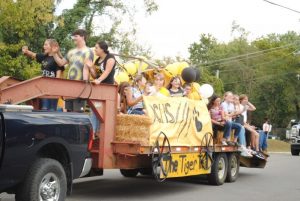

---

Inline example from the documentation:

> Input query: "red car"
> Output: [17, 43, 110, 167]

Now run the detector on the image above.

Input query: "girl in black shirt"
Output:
[22, 39, 64, 111]
[167, 76, 184, 97]
[88, 41, 116, 84]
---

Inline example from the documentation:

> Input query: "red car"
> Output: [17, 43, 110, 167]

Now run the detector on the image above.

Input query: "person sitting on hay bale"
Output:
[118, 81, 146, 115]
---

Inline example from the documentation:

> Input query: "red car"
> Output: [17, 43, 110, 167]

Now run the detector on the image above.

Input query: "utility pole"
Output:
[216, 70, 219, 79]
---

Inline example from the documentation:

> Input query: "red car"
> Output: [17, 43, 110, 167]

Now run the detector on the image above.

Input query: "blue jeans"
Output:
[41, 99, 58, 111]
[224, 120, 246, 146]
[259, 130, 268, 150]
[128, 108, 144, 115]
[90, 111, 100, 134]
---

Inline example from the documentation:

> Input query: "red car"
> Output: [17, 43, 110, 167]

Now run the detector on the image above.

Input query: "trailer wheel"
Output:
[226, 153, 240, 183]
[120, 169, 139, 177]
[291, 148, 299, 156]
[208, 153, 228, 186]
[15, 158, 67, 201]
[139, 168, 153, 176]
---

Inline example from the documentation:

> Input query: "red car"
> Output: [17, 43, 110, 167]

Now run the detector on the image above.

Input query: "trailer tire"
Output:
[120, 169, 139, 177]
[291, 148, 299, 156]
[208, 153, 228, 186]
[226, 153, 240, 183]
[15, 158, 67, 201]
[139, 168, 153, 176]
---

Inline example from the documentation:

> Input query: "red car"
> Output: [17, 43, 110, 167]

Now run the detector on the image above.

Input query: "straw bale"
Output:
[115, 114, 152, 145]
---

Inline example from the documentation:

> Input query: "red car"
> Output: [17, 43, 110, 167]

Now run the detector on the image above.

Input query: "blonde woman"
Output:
[22, 39, 64, 111]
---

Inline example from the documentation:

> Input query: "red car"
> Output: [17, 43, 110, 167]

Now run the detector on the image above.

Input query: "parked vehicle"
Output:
[286, 120, 300, 156]
[0, 104, 93, 200]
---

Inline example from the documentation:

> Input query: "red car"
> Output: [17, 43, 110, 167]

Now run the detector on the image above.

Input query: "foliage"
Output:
[0, 0, 158, 79]
[189, 28, 300, 128]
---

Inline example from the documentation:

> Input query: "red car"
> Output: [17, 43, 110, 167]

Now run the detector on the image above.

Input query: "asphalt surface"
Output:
[1, 153, 300, 201]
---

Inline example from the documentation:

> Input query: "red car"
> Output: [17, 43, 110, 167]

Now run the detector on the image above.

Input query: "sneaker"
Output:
[226, 141, 236, 146]
[254, 152, 265, 160]
[221, 141, 228, 146]
[241, 149, 253, 158]
[238, 145, 246, 152]
[251, 150, 257, 155]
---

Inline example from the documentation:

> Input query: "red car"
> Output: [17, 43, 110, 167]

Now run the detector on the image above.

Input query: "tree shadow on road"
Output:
[70, 175, 207, 200]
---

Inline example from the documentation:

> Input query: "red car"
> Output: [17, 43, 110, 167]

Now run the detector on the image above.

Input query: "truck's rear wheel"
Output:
[120, 169, 139, 177]
[291, 148, 299, 156]
[208, 153, 228, 185]
[15, 158, 67, 201]
[226, 153, 240, 183]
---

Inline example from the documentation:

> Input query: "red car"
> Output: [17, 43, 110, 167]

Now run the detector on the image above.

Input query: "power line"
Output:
[223, 71, 296, 85]
[262, 0, 300, 14]
[218, 51, 296, 73]
[200, 41, 299, 68]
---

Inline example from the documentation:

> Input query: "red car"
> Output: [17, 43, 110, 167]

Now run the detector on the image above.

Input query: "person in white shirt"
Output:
[221, 92, 252, 157]
[238, 94, 260, 153]
[261, 118, 271, 152]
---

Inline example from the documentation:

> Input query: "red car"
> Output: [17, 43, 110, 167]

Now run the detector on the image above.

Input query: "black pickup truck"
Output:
[0, 104, 93, 201]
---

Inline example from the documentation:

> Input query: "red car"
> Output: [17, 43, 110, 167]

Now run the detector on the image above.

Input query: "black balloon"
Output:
[181, 67, 196, 83]
[194, 67, 201, 81]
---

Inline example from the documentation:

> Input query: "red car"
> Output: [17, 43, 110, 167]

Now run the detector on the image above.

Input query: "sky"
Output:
[57, 0, 300, 59]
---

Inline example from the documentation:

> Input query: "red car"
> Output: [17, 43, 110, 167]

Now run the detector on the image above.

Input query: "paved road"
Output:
[1, 153, 300, 201]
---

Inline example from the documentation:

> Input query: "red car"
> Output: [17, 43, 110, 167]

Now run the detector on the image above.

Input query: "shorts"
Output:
[65, 99, 86, 112]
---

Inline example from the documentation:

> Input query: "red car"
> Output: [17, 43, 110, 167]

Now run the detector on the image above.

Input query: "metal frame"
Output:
[0, 76, 118, 169]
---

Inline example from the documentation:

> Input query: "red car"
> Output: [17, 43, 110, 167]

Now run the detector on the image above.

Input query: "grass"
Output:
[267, 139, 290, 152]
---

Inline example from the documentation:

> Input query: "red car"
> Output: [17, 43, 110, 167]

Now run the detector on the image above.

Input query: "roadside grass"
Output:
[267, 139, 290, 152]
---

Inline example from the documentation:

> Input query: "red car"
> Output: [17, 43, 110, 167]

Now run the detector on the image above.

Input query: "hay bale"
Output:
[115, 114, 152, 145]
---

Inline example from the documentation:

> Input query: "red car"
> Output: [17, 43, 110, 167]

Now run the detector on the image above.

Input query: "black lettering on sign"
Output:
[198, 154, 202, 169]
[163, 154, 203, 175]
[179, 154, 200, 175]
[164, 103, 175, 123]
[184, 117, 193, 137]
[179, 155, 187, 173]
[193, 107, 202, 132]
[150, 104, 162, 123]
[181, 102, 188, 123]
[175, 102, 182, 123]
[164, 157, 178, 173]
[177, 106, 190, 139]
[158, 104, 164, 123]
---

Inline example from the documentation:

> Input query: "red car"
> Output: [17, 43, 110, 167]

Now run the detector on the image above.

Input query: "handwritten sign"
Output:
[161, 153, 211, 178]
[144, 96, 213, 146]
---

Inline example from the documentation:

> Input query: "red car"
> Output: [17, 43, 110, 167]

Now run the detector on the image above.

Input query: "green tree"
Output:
[189, 26, 300, 128]
[0, 0, 158, 79]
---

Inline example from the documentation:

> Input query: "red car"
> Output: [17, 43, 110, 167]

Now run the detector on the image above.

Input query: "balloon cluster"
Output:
[115, 58, 149, 84]
[164, 62, 189, 77]
[114, 59, 214, 99]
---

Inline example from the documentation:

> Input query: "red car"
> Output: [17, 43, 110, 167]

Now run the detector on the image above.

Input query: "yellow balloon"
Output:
[165, 63, 178, 77]
[188, 91, 201, 100]
[178, 62, 189, 75]
[159, 87, 170, 97]
[115, 72, 130, 84]
[192, 82, 201, 92]
[134, 60, 148, 72]
[190, 82, 201, 100]
[124, 62, 137, 76]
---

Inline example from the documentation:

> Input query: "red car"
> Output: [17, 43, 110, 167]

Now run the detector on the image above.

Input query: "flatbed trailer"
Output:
[0, 76, 267, 186]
